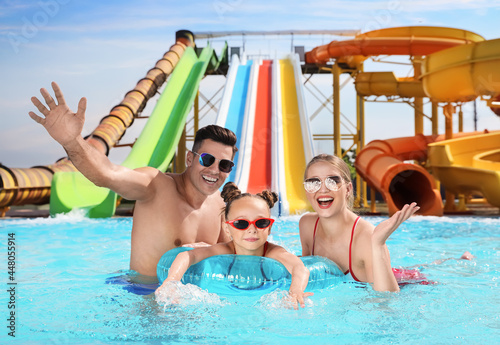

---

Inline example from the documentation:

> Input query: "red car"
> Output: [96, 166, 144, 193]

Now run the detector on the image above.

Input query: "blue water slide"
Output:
[215, 58, 253, 183]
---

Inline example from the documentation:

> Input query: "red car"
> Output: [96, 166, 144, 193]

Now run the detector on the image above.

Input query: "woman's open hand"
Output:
[372, 202, 420, 246]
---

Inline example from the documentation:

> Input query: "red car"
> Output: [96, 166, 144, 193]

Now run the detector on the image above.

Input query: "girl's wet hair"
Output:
[221, 182, 278, 218]
[304, 153, 355, 210]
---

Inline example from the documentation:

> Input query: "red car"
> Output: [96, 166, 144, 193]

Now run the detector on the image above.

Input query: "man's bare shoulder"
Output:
[129, 169, 180, 204]
[207, 189, 224, 203]
[143, 170, 178, 189]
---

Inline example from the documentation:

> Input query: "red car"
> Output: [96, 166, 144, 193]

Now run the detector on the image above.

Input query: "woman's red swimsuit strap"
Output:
[312, 216, 430, 285]
[348, 216, 362, 281]
[311, 217, 361, 278]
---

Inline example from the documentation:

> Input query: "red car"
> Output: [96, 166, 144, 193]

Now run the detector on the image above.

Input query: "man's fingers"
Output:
[28, 111, 44, 124]
[52, 81, 67, 105]
[40, 87, 57, 110]
[31, 96, 49, 116]
[76, 97, 87, 120]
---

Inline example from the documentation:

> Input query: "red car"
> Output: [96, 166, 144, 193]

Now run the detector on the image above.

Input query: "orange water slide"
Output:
[306, 26, 484, 65]
[354, 135, 443, 216]
[247, 60, 273, 194]
[355, 131, 491, 216]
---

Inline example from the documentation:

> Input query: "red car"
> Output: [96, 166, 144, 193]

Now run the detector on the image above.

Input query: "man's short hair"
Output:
[192, 125, 238, 157]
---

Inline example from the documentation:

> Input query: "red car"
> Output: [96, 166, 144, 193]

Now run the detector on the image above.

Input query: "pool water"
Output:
[1, 212, 499, 344]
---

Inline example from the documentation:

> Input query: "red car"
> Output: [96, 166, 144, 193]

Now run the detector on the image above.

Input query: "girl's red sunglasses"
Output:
[225, 218, 274, 230]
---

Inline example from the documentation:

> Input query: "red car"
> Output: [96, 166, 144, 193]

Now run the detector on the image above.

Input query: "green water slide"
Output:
[49, 45, 215, 218]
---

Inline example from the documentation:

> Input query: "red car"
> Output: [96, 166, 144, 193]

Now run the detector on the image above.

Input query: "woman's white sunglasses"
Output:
[303, 176, 343, 193]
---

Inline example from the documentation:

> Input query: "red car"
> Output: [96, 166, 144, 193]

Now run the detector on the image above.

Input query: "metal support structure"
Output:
[194, 30, 359, 39]
[458, 106, 464, 133]
[354, 92, 363, 209]
[431, 101, 441, 194]
[370, 187, 377, 213]
[174, 127, 187, 173]
[443, 103, 456, 211]
[332, 63, 342, 156]
[413, 56, 424, 135]
[304, 65, 365, 210]
[444, 103, 454, 140]
[194, 90, 200, 134]
[431, 102, 439, 135]
[356, 92, 369, 208]
[357, 64, 369, 208]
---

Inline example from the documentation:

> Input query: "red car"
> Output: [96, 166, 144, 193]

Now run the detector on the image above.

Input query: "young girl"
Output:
[299, 154, 420, 292]
[156, 182, 313, 308]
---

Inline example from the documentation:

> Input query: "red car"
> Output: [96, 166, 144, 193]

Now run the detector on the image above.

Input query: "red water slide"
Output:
[247, 60, 273, 194]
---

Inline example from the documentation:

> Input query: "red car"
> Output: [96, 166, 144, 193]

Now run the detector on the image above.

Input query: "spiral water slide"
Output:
[216, 54, 313, 215]
[423, 39, 500, 208]
[0, 35, 191, 216]
[306, 26, 488, 216]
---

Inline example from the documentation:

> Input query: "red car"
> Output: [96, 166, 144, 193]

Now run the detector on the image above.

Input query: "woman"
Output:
[299, 154, 420, 292]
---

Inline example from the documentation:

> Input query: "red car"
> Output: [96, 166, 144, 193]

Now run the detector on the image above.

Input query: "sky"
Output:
[1, 0, 500, 168]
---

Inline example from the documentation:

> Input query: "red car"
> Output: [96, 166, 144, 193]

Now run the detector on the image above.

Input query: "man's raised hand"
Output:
[29, 82, 87, 147]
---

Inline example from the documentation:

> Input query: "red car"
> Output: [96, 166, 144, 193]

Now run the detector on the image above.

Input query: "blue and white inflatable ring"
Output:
[157, 247, 346, 296]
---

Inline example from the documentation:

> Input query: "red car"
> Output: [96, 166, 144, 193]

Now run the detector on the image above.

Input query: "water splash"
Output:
[256, 289, 314, 310]
[155, 281, 227, 309]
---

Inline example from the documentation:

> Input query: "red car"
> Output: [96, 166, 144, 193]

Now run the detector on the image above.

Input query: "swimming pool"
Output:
[1, 212, 498, 344]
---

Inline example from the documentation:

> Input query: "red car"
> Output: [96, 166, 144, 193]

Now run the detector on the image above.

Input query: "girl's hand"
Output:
[155, 280, 182, 304]
[372, 202, 419, 246]
[287, 290, 314, 309]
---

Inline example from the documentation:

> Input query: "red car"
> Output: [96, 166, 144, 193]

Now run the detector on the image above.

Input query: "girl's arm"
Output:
[268, 246, 313, 308]
[158, 244, 230, 288]
[371, 203, 419, 292]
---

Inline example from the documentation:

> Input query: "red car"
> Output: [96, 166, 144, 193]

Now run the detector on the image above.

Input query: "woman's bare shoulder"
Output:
[355, 217, 376, 238]
[299, 212, 318, 229]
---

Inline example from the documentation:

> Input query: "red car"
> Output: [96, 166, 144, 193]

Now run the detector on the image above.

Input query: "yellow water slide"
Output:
[428, 132, 500, 208]
[353, 26, 485, 98]
[422, 38, 500, 208]
[276, 56, 314, 214]
[421, 38, 500, 102]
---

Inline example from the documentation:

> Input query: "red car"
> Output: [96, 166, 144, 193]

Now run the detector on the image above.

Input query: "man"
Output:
[30, 82, 237, 280]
